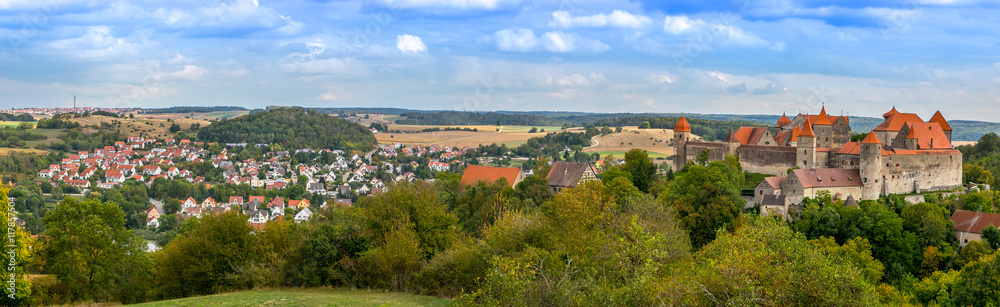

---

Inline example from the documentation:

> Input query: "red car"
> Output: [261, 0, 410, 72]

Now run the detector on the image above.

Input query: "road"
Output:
[150, 198, 164, 214]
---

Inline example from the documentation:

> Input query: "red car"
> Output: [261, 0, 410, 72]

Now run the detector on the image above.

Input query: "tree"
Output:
[919, 246, 940, 278]
[156, 212, 260, 298]
[952, 252, 1000, 306]
[963, 163, 993, 185]
[954, 240, 990, 269]
[0, 183, 32, 305]
[622, 149, 657, 193]
[42, 197, 153, 303]
[169, 123, 181, 133]
[528, 127, 538, 133]
[638, 121, 650, 129]
[983, 225, 1000, 249]
[661, 156, 744, 249]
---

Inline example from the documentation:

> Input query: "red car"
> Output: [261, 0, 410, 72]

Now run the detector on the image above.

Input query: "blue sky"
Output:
[1, 0, 998, 120]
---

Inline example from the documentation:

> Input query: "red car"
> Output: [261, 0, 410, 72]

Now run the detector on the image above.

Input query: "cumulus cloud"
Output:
[164, 65, 208, 80]
[489, 29, 609, 53]
[726, 82, 748, 93]
[549, 10, 652, 28]
[545, 72, 608, 87]
[646, 74, 674, 84]
[153, 0, 301, 36]
[314, 92, 338, 101]
[662, 15, 767, 46]
[396, 34, 428, 53]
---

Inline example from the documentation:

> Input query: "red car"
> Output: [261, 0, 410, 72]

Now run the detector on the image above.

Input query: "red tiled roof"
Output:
[883, 107, 899, 119]
[733, 127, 770, 145]
[776, 113, 791, 127]
[874, 113, 924, 132]
[861, 132, 881, 144]
[813, 107, 832, 125]
[762, 176, 786, 189]
[791, 168, 862, 188]
[901, 122, 952, 149]
[799, 118, 815, 137]
[460, 165, 522, 188]
[928, 111, 952, 131]
[951, 210, 1000, 234]
[673, 116, 691, 132]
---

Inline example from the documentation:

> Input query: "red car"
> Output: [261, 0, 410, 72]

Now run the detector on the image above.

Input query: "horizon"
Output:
[2, 1, 999, 121]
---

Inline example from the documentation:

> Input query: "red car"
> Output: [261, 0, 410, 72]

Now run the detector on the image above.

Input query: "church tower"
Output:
[796, 118, 817, 168]
[860, 132, 883, 200]
[673, 116, 691, 171]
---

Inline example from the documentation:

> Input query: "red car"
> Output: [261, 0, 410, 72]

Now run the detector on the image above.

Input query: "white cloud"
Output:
[646, 74, 674, 84]
[374, 0, 520, 10]
[662, 15, 767, 46]
[164, 65, 208, 80]
[314, 92, 338, 101]
[492, 29, 538, 52]
[153, 0, 300, 36]
[545, 72, 608, 87]
[396, 34, 428, 53]
[994, 63, 1000, 70]
[770, 41, 786, 51]
[490, 29, 609, 53]
[549, 10, 652, 28]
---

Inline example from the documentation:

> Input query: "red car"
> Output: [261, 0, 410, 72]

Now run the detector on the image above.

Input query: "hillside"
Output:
[132, 288, 451, 306]
[69, 115, 209, 139]
[197, 107, 377, 151]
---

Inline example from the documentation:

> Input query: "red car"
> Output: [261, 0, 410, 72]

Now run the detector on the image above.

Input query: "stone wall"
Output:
[880, 153, 962, 195]
[685, 141, 729, 162]
[737, 145, 797, 176]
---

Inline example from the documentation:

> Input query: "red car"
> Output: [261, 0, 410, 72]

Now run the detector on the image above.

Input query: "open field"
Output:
[377, 125, 571, 147]
[587, 150, 671, 160]
[953, 141, 977, 147]
[193, 111, 250, 120]
[132, 288, 451, 307]
[70, 115, 210, 139]
[24, 128, 65, 148]
[0, 121, 34, 128]
[0, 148, 48, 155]
[583, 126, 702, 157]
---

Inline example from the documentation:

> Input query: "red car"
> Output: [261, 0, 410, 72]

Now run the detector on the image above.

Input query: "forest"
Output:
[0, 113, 35, 121]
[197, 107, 377, 152]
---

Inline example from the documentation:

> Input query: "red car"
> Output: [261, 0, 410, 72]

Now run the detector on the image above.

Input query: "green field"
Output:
[0, 121, 35, 128]
[132, 288, 452, 307]
[198, 111, 250, 120]
[587, 150, 671, 160]
[24, 128, 65, 148]
[499, 125, 563, 133]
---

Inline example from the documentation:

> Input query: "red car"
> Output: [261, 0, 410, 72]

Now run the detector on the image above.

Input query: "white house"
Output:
[294, 207, 313, 223]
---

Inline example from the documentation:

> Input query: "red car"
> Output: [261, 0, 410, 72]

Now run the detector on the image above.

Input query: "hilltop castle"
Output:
[673, 106, 962, 216]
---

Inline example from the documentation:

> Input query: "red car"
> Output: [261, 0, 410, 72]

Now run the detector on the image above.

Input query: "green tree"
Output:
[42, 197, 153, 303]
[661, 156, 744, 249]
[954, 240, 990, 269]
[963, 163, 993, 185]
[952, 252, 1000, 306]
[169, 123, 181, 133]
[155, 211, 260, 298]
[623, 148, 657, 193]
[983, 225, 1000, 249]
[810, 236, 885, 284]
[638, 121, 650, 129]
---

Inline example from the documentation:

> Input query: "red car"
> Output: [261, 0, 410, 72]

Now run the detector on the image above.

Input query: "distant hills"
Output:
[149, 106, 999, 142]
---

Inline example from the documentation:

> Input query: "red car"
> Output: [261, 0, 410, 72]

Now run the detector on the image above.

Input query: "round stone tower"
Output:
[796, 118, 817, 168]
[859, 132, 883, 200]
[673, 116, 691, 171]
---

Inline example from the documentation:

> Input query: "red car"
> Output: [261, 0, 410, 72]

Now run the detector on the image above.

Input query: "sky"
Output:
[0, 0, 999, 120]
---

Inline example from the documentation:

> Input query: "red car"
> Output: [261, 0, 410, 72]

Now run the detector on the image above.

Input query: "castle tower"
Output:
[796, 118, 816, 168]
[788, 126, 800, 147]
[813, 106, 833, 148]
[776, 112, 791, 130]
[723, 129, 740, 156]
[904, 125, 919, 150]
[860, 132, 883, 200]
[673, 116, 691, 171]
[928, 111, 953, 143]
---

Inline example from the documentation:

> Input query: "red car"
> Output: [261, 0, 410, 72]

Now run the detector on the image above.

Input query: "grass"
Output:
[588, 150, 671, 160]
[0, 121, 34, 128]
[196, 111, 250, 120]
[742, 172, 773, 190]
[132, 288, 452, 307]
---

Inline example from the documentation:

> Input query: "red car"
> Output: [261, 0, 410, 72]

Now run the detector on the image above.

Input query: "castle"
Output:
[673, 106, 963, 217]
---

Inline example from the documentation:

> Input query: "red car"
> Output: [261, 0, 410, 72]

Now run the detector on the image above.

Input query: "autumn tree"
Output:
[0, 183, 32, 306]
[952, 252, 1000, 306]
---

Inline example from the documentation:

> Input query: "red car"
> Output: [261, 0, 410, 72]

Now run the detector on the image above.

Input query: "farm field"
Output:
[70, 115, 210, 139]
[584, 126, 701, 157]
[377, 125, 571, 147]
[24, 128, 65, 149]
[0, 148, 48, 155]
[132, 288, 451, 307]
[587, 150, 671, 160]
[0, 121, 34, 128]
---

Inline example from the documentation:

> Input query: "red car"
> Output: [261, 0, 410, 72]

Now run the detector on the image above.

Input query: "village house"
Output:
[546, 162, 599, 194]
[459, 165, 525, 189]
[294, 207, 313, 223]
[950, 210, 1000, 247]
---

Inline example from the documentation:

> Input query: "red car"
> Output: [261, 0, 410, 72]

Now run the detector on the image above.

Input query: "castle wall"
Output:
[685, 141, 728, 162]
[832, 153, 861, 169]
[737, 145, 796, 176]
[880, 153, 962, 195]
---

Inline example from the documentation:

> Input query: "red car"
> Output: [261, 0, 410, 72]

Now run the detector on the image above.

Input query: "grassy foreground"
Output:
[132, 288, 452, 306]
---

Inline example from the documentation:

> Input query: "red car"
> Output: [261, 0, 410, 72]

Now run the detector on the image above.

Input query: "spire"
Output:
[789, 126, 801, 142]
[673, 116, 691, 132]
[928, 111, 952, 131]
[799, 118, 816, 137]
[905, 124, 919, 139]
[861, 132, 881, 144]
[814, 106, 832, 125]
[724, 129, 739, 143]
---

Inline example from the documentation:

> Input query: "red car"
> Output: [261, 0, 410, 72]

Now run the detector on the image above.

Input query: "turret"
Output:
[673, 116, 691, 171]
[859, 132, 883, 200]
[723, 129, 740, 156]
[776, 113, 791, 129]
[796, 119, 816, 168]
[928, 111, 953, 143]
[813, 106, 833, 147]
[904, 125, 919, 150]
